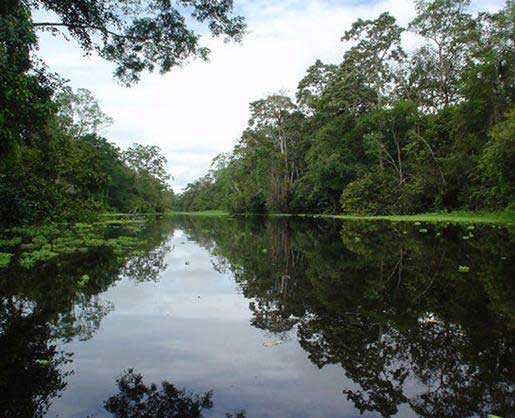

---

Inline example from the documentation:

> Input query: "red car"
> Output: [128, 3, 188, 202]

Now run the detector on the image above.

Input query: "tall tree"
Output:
[296, 60, 338, 114]
[340, 12, 405, 109]
[409, 0, 475, 109]
[56, 88, 113, 137]
[245, 95, 302, 211]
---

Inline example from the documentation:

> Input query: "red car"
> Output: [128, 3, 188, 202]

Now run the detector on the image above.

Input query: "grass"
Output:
[169, 210, 229, 217]
[323, 211, 515, 224]
[169, 210, 515, 225]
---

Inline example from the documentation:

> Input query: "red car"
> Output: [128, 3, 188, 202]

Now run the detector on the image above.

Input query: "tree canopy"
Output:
[29, 0, 246, 84]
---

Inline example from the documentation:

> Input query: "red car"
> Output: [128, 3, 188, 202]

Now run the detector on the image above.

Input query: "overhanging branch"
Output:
[32, 22, 124, 38]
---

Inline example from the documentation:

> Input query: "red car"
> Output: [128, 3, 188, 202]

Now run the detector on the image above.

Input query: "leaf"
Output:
[263, 341, 283, 347]
[35, 359, 49, 367]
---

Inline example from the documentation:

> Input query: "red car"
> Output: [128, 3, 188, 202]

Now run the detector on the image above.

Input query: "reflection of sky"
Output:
[47, 229, 373, 418]
[46, 226, 435, 418]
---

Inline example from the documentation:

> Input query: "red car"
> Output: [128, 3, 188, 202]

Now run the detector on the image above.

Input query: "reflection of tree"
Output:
[123, 244, 171, 283]
[177, 216, 515, 418]
[104, 369, 214, 418]
[249, 298, 297, 336]
[0, 219, 176, 415]
[52, 294, 114, 342]
[122, 220, 173, 283]
[0, 298, 72, 418]
[104, 369, 246, 418]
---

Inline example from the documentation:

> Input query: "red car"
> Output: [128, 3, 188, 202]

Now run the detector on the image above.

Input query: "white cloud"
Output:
[35, 0, 505, 192]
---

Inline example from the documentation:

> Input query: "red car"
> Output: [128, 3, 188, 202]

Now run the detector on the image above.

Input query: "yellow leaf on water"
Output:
[263, 341, 282, 347]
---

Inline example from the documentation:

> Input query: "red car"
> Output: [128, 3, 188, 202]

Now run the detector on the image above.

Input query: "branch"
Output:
[412, 130, 447, 185]
[32, 22, 125, 38]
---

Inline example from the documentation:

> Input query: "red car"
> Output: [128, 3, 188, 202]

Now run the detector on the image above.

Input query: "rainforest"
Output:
[174, 1, 514, 217]
[0, 1, 514, 418]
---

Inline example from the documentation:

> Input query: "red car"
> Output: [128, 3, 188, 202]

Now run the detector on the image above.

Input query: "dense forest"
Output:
[0, 0, 245, 226]
[174, 0, 514, 215]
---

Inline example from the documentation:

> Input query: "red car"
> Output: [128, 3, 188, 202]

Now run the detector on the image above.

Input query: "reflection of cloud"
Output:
[110, 234, 252, 320]
[36, 0, 504, 192]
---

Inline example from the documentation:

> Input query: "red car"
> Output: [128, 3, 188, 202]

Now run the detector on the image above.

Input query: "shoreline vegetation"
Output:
[2, 208, 511, 270]
[168, 210, 515, 225]
[167, 210, 515, 225]
[0, 1, 245, 228]
[1, 1, 513, 229]
[173, 2, 514, 219]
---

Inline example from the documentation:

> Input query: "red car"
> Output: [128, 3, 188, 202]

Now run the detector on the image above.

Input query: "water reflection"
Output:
[0, 220, 175, 417]
[0, 216, 513, 417]
[103, 369, 246, 418]
[177, 216, 514, 418]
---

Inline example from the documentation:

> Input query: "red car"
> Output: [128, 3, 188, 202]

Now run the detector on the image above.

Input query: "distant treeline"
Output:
[0, 86, 174, 226]
[174, 0, 514, 215]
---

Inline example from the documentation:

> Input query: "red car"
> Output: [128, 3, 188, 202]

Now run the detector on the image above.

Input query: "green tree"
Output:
[123, 143, 173, 212]
[296, 60, 338, 113]
[340, 12, 405, 109]
[29, 0, 245, 85]
[409, 0, 476, 109]
[56, 88, 113, 137]
[478, 108, 515, 208]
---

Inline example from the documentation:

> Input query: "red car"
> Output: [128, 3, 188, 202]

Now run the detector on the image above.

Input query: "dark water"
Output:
[1, 216, 514, 418]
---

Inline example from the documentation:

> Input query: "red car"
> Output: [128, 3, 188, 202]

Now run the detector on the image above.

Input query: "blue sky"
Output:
[35, 0, 505, 192]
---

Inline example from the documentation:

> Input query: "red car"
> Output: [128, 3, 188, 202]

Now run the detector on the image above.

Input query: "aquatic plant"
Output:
[77, 274, 90, 288]
[0, 252, 13, 269]
[0, 237, 22, 248]
[0, 217, 151, 269]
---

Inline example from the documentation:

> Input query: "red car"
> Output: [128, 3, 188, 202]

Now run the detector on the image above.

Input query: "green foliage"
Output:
[478, 108, 515, 208]
[77, 274, 90, 288]
[0, 252, 13, 269]
[0, 86, 174, 225]
[1, 0, 240, 226]
[29, 0, 245, 85]
[340, 173, 396, 215]
[0, 216, 155, 269]
[176, 0, 514, 216]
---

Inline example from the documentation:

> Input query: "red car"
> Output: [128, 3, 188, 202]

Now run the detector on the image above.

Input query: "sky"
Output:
[36, 0, 505, 192]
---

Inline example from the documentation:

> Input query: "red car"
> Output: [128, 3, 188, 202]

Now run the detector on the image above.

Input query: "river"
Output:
[1, 215, 513, 417]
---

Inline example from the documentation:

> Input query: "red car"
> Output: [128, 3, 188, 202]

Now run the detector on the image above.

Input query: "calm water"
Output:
[1, 216, 513, 418]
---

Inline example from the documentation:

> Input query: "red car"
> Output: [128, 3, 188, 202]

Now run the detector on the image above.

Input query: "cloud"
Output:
[35, 0, 505, 192]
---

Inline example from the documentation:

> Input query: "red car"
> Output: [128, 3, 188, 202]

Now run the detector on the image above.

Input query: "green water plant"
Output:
[0, 237, 22, 248]
[458, 265, 470, 273]
[0, 252, 13, 268]
[77, 274, 91, 288]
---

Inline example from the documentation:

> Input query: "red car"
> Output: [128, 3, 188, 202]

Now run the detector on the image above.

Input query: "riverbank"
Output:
[169, 210, 515, 225]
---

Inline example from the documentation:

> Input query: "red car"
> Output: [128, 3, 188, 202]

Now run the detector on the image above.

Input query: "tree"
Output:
[478, 108, 515, 208]
[56, 88, 113, 137]
[409, 0, 475, 109]
[122, 143, 173, 212]
[296, 60, 338, 113]
[461, 0, 515, 126]
[340, 12, 405, 109]
[243, 94, 304, 211]
[123, 143, 171, 185]
[175, 0, 514, 216]
[28, 0, 246, 85]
